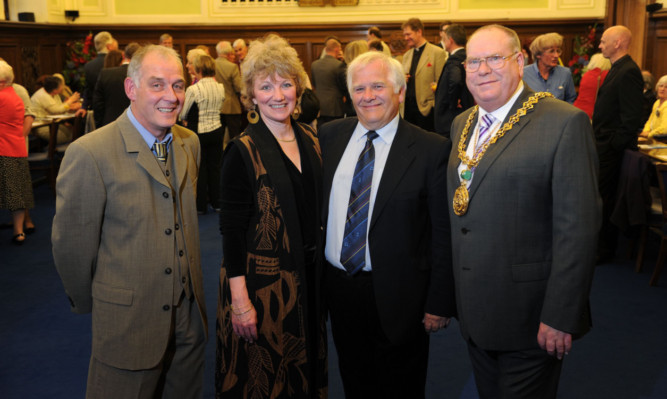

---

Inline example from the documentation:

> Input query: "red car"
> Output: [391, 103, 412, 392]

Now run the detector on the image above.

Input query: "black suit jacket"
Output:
[593, 54, 643, 157]
[434, 48, 474, 138]
[311, 55, 347, 118]
[93, 64, 130, 129]
[321, 117, 456, 344]
[83, 54, 106, 109]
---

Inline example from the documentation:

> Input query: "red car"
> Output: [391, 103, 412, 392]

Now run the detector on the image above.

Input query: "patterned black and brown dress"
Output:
[216, 116, 327, 399]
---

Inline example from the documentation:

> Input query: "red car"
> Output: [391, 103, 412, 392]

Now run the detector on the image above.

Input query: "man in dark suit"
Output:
[83, 31, 117, 110]
[448, 25, 600, 398]
[593, 25, 644, 263]
[92, 42, 140, 129]
[434, 24, 474, 138]
[311, 36, 347, 127]
[321, 51, 455, 399]
[53, 45, 207, 399]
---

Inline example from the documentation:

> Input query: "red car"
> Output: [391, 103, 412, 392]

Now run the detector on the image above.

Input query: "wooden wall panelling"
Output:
[0, 19, 608, 91]
[647, 12, 667, 81]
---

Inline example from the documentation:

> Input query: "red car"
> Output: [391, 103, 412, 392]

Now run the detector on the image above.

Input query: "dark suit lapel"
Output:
[467, 88, 534, 199]
[370, 119, 416, 229]
[117, 112, 170, 188]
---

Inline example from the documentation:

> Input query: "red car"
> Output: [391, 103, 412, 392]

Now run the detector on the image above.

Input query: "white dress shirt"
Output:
[325, 114, 400, 272]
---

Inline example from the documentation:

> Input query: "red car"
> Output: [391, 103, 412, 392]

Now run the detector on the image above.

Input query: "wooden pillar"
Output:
[607, 0, 649, 68]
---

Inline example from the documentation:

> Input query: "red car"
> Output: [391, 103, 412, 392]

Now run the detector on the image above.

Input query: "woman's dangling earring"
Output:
[247, 106, 259, 124]
[292, 104, 301, 120]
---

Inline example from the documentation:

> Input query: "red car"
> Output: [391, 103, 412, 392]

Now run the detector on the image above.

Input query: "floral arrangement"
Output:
[62, 33, 96, 93]
[568, 24, 598, 87]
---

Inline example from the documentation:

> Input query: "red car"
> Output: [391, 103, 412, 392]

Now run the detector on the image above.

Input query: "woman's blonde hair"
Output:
[585, 53, 611, 72]
[240, 34, 308, 110]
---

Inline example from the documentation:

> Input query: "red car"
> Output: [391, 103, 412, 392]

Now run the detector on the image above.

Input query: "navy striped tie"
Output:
[340, 130, 378, 275]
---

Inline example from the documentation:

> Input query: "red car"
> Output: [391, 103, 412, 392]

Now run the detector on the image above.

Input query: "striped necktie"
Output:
[340, 130, 378, 275]
[152, 139, 171, 163]
[475, 113, 496, 152]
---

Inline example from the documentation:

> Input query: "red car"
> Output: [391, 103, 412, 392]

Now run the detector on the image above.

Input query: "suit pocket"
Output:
[92, 281, 134, 306]
[511, 262, 550, 282]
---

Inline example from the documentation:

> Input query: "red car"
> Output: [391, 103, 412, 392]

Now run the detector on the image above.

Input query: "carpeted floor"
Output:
[1, 184, 667, 398]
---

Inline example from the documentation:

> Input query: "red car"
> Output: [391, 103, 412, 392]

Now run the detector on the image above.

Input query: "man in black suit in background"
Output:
[321, 51, 455, 399]
[593, 25, 644, 263]
[434, 24, 474, 138]
[83, 31, 117, 110]
[311, 36, 347, 127]
[93, 42, 140, 129]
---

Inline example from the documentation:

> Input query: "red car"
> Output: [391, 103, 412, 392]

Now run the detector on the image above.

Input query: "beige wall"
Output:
[7, 0, 606, 25]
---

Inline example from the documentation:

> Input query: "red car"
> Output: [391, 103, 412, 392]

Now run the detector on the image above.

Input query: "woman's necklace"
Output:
[453, 92, 553, 216]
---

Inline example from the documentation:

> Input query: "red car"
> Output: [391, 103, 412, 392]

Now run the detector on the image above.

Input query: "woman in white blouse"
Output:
[180, 53, 225, 214]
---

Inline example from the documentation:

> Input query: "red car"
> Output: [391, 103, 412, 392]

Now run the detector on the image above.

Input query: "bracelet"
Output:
[231, 303, 253, 315]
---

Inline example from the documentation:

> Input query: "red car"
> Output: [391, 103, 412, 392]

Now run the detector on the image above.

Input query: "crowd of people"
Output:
[0, 17, 664, 399]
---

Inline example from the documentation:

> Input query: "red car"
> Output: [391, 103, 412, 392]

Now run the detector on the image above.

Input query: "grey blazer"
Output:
[447, 87, 601, 351]
[52, 111, 207, 370]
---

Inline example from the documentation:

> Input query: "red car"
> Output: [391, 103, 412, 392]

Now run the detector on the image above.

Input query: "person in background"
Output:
[449, 24, 600, 398]
[436, 20, 453, 52]
[366, 26, 392, 56]
[0, 60, 34, 245]
[434, 24, 474, 138]
[186, 48, 207, 85]
[179, 54, 225, 214]
[573, 53, 611, 119]
[642, 70, 657, 127]
[368, 39, 384, 52]
[216, 33, 327, 398]
[233, 38, 248, 64]
[83, 31, 117, 110]
[401, 17, 447, 132]
[53, 73, 73, 102]
[214, 40, 243, 142]
[523, 32, 577, 103]
[342, 40, 369, 117]
[53, 45, 207, 398]
[311, 36, 347, 127]
[159, 33, 173, 48]
[102, 49, 123, 69]
[31, 76, 84, 144]
[640, 75, 667, 138]
[593, 25, 644, 264]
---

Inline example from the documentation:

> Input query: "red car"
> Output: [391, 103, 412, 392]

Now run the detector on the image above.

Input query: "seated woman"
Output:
[523, 32, 577, 103]
[640, 75, 667, 138]
[52, 73, 74, 103]
[30, 76, 83, 144]
[573, 53, 611, 119]
[216, 33, 327, 398]
[0, 60, 35, 245]
[178, 54, 225, 214]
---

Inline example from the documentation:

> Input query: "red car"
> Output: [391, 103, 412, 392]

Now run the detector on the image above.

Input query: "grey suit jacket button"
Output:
[165, 268, 172, 274]
[162, 192, 169, 198]
[461, 228, 470, 234]
[165, 228, 172, 235]
[163, 304, 171, 311]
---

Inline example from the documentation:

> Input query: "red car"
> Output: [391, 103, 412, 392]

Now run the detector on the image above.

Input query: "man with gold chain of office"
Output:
[446, 24, 601, 398]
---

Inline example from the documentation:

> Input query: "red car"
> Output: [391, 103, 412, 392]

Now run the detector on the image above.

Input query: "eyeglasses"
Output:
[463, 53, 519, 72]
[543, 48, 563, 56]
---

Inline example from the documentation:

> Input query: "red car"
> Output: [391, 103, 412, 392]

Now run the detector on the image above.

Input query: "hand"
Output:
[74, 108, 87, 118]
[405, 73, 411, 83]
[639, 131, 649, 138]
[231, 302, 258, 343]
[423, 313, 450, 334]
[537, 322, 572, 360]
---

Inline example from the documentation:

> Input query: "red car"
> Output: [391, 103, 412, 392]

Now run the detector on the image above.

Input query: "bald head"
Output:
[599, 25, 632, 63]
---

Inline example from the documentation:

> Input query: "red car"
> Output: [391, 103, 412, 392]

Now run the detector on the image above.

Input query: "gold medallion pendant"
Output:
[453, 183, 469, 216]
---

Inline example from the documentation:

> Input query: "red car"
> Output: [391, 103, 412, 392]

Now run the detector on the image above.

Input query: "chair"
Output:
[28, 115, 83, 191]
[635, 162, 667, 286]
